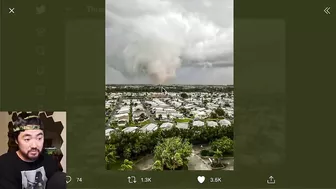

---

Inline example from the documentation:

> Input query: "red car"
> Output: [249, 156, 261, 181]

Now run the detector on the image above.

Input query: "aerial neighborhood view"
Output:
[105, 85, 234, 171]
[105, 0, 233, 171]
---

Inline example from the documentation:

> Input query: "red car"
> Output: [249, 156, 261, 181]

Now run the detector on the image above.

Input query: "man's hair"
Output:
[12, 113, 44, 140]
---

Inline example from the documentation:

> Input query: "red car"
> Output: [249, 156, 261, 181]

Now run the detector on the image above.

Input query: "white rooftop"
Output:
[207, 121, 218, 127]
[176, 122, 189, 129]
[105, 128, 114, 136]
[141, 123, 158, 132]
[114, 113, 128, 118]
[219, 119, 231, 126]
[160, 122, 174, 130]
[193, 121, 205, 127]
[122, 127, 138, 133]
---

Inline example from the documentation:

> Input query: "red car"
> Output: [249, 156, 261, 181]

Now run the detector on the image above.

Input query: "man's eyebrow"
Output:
[22, 132, 44, 138]
[36, 132, 44, 137]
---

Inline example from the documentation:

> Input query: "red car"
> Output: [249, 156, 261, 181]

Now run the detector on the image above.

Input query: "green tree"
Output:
[129, 106, 133, 124]
[180, 93, 188, 99]
[140, 113, 146, 120]
[105, 144, 118, 170]
[211, 136, 234, 155]
[210, 112, 218, 119]
[154, 137, 192, 170]
[123, 147, 132, 159]
[215, 107, 225, 116]
[119, 159, 134, 171]
[203, 99, 209, 106]
[152, 160, 163, 171]
[213, 149, 222, 165]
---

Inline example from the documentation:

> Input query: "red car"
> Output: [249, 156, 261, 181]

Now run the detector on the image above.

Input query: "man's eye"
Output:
[38, 138, 43, 140]
[24, 139, 30, 142]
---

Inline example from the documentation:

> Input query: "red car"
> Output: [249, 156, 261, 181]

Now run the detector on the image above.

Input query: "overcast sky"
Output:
[106, 0, 233, 85]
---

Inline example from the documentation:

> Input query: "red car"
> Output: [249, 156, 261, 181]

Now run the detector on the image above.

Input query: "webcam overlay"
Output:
[105, 0, 233, 171]
[0, 111, 66, 188]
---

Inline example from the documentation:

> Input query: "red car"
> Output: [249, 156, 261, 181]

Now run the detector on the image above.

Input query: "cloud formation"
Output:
[106, 0, 233, 84]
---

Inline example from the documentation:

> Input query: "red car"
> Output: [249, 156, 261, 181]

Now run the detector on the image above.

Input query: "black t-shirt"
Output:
[0, 151, 62, 189]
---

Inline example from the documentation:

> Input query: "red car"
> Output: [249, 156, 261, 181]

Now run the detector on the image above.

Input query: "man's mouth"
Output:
[29, 150, 39, 155]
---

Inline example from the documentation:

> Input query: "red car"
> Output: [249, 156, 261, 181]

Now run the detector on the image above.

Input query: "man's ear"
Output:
[15, 139, 18, 145]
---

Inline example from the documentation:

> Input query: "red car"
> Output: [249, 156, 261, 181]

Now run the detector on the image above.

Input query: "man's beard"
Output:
[23, 149, 41, 161]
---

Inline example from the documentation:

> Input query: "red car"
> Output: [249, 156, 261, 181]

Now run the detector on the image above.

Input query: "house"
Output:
[197, 107, 206, 112]
[165, 108, 177, 113]
[170, 112, 183, 118]
[105, 100, 113, 109]
[193, 121, 205, 127]
[133, 105, 144, 111]
[105, 128, 115, 138]
[122, 99, 131, 105]
[154, 107, 164, 112]
[114, 113, 128, 120]
[176, 122, 189, 129]
[195, 111, 207, 119]
[219, 119, 231, 126]
[184, 104, 195, 110]
[133, 110, 146, 117]
[160, 122, 174, 130]
[207, 121, 218, 127]
[194, 100, 203, 106]
[171, 101, 182, 107]
[141, 123, 158, 132]
[122, 127, 138, 133]
[205, 109, 212, 115]
[145, 101, 157, 107]
[117, 106, 130, 114]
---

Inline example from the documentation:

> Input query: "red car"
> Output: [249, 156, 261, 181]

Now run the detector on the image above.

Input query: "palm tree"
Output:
[213, 149, 222, 166]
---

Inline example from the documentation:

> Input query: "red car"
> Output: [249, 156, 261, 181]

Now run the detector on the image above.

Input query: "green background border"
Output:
[1, 0, 336, 188]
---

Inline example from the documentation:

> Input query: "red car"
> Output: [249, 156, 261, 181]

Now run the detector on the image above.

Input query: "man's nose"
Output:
[30, 140, 38, 148]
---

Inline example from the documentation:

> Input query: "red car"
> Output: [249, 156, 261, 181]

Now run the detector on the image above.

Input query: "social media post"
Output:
[0, 111, 66, 189]
[105, 0, 234, 172]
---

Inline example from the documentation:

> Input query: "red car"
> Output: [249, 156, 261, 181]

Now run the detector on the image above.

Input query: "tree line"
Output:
[105, 125, 234, 170]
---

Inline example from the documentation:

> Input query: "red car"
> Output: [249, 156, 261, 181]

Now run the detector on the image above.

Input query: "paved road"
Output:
[140, 99, 155, 122]
[106, 96, 123, 128]
[188, 151, 212, 170]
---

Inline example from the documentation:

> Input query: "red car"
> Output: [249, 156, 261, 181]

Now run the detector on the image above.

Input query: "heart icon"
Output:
[197, 176, 205, 184]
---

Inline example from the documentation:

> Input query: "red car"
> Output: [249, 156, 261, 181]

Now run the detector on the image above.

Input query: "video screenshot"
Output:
[1, 0, 336, 189]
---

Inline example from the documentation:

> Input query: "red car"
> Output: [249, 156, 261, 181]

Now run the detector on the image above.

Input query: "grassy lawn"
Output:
[175, 118, 191, 123]
[139, 120, 151, 126]
[204, 118, 221, 121]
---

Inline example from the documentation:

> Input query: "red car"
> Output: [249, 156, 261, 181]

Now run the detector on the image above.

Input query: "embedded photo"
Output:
[105, 0, 233, 171]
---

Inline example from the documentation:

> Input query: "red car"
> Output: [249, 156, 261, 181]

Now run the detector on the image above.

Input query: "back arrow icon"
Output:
[324, 7, 331, 14]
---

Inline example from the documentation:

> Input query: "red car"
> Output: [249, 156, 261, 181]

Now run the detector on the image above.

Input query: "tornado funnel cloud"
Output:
[106, 0, 233, 84]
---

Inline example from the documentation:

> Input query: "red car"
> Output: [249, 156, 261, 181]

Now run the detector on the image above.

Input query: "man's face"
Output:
[16, 129, 44, 161]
